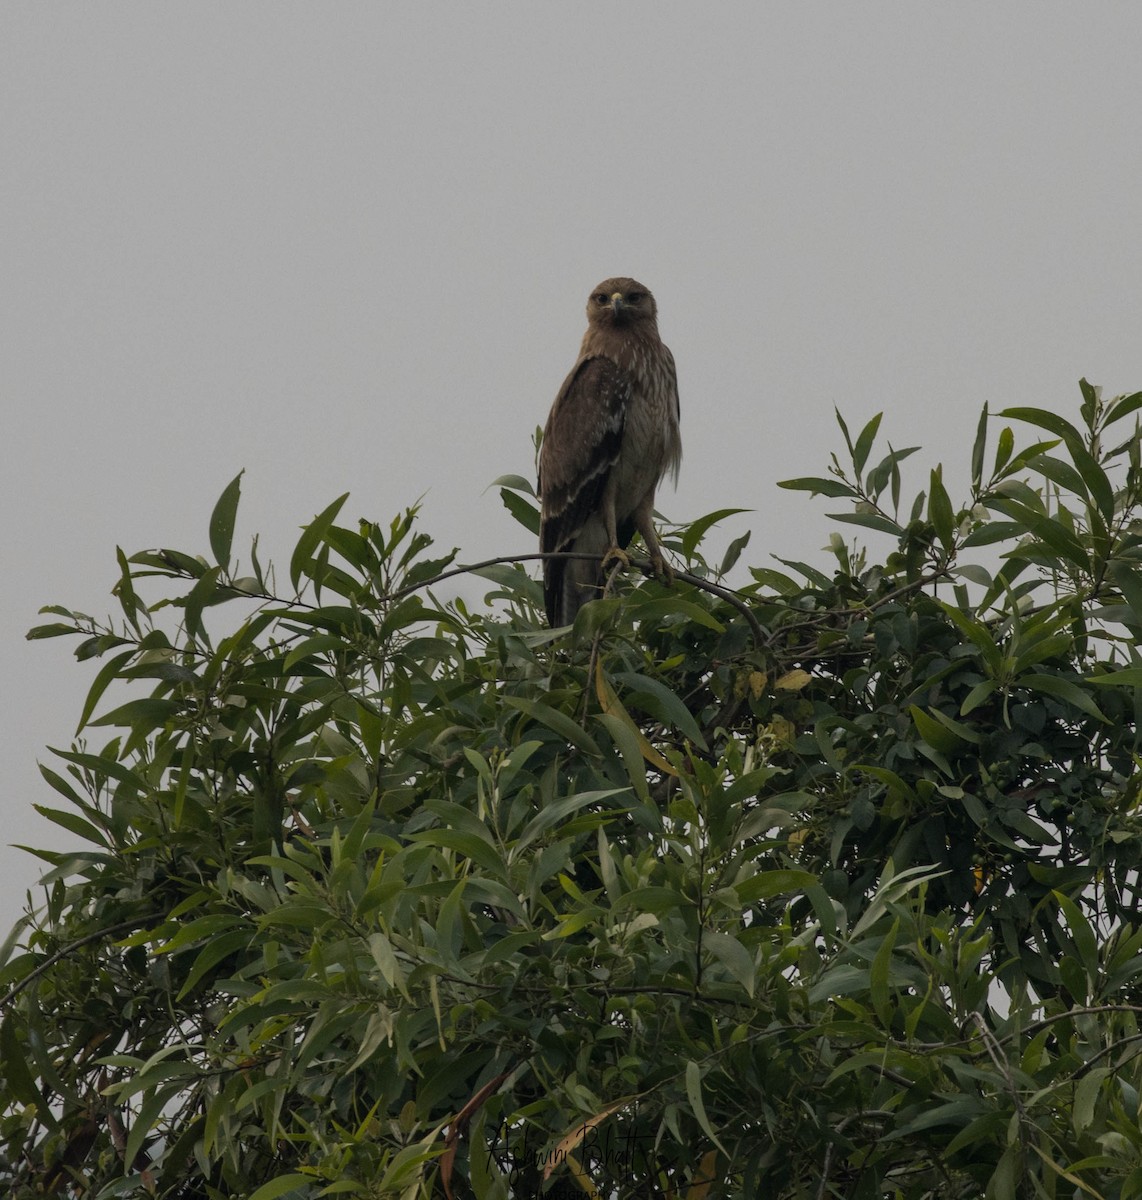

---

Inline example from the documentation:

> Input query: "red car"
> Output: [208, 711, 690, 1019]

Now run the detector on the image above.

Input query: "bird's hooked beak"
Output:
[610, 291, 627, 321]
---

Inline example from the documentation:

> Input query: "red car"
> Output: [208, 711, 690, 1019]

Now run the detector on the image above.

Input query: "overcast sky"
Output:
[3, 6, 1142, 924]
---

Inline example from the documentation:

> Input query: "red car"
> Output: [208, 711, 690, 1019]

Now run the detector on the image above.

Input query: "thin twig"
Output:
[0, 917, 151, 1010]
[385, 550, 768, 649]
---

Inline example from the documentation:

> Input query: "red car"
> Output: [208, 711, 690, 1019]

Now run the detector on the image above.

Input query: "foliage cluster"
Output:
[4, 382, 1142, 1198]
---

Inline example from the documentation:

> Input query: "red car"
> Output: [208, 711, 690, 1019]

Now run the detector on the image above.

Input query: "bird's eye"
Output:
[592, 293, 607, 305]
[627, 291, 644, 303]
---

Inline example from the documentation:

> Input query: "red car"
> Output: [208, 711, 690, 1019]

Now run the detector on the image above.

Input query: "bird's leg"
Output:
[599, 490, 630, 572]
[634, 493, 673, 585]
[601, 545, 631, 571]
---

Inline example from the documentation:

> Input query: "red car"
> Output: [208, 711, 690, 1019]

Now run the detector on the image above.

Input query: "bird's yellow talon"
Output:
[602, 546, 631, 572]
[651, 556, 675, 586]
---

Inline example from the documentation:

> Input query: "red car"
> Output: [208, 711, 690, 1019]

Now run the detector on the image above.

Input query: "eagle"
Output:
[538, 277, 682, 626]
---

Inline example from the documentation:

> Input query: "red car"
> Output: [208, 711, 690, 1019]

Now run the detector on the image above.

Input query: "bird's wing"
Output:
[538, 355, 630, 555]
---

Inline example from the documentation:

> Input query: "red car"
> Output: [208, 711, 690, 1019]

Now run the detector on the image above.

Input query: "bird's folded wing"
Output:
[538, 355, 630, 553]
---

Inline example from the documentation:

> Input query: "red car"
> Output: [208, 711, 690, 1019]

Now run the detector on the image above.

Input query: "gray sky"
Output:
[4, 6, 1142, 924]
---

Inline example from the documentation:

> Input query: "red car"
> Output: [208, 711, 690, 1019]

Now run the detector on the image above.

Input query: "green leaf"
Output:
[503, 695, 602, 757]
[1, 1013, 53, 1117]
[181, 564, 222, 641]
[776, 476, 857, 499]
[1023, 674, 1106, 722]
[406, 828, 505, 877]
[612, 670, 706, 748]
[865, 445, 921, 503]
[928, 468, 955, 552]
[629, 596, 726, 633]
[1055, 890, 1098, 975]
[925, 707, 981, 745]
[703, 930, 756, 997]
[36, 764, 84, 806]
[961, 520, 1023, 548]
[112, 545, 144, 632]
[75, 648, 135, 735]
[998, 807, 1056, 846]
[25, 621, 81, 640]
[177, 929, 251, 999]
[246, 1175, 312, 1200]
[1000, 405, 1086, 451]
[1105, 389, 1142, 427]
[1085, 666, 1142, 688]
[290, 492, 350, 592]
[988, 496, 1089, 572]
[870, 916, 899, 1025]
[852, 412, 883, 474]
[1030, 454, 1088, 499]
[1073, 1067, 1110, 1135]
[734, 869, 817, 903]
[993, 425, 1014, 474]
[515, 789, 627, 856]
[910, 705, 967, 755]
[32, 804, 108, 848]
[827, 510, 904, 538]
[685, 1060, 728, 1155]
[489, 473, 536, 496]
[834, 407, 855, 456]
[680, 508, 751, 559]
[209, 471, 244, 568]
[1002, 405, 1114, 521]
[970, 405, 988, 488]
[89, 697, 181, 729]
[719, 529, 751, 575]
[126, 1079, 186, 1169]
[499, 487, 540, 535]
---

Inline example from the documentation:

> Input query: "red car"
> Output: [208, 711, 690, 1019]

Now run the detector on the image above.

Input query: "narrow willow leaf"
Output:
[971, 404, 988, 488]
[852, 412, 883, 474]
[595, 663, 679, 778]
[246, 1174, 312, 1200]
[680, 507, 751, 559]
[827, 510, 904, 538]
[209, 471, 243, 568]
[503, 695, 602, 757]
[870, 916, 899, 1025]
[89, 697, 181, 730]
[928, 468, 955, 551]
[0, 1014, 53, 1117]
[1105, 389, 1142, 427]
[1023, 673, 1106, 722]
[543, 1099, 631, 1181]
[75, 648, 135, 735]
[719, 529, 751, 575]
[734, 869, 816, 903]
[685, 1060, 728, 1155]
[289, 492, 350, 592]
[612, 670, 706, 747]
[777, 476, 857, 498]
[500, 487, 540, 535]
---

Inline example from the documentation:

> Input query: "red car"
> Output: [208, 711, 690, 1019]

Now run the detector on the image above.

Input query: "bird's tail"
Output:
[546, 517, 611, 626]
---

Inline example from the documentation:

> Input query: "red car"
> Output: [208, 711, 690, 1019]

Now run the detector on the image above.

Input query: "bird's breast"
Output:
[612, 366, 680, 511]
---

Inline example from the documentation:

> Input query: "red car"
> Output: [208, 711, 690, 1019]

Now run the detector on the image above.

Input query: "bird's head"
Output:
[586, 277, 657, 329]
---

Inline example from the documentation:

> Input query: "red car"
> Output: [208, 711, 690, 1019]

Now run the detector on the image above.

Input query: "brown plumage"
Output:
[538, 277, 682, 626]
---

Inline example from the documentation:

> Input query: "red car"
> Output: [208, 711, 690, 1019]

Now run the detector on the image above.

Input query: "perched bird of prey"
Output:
[538, 277, 682, 626]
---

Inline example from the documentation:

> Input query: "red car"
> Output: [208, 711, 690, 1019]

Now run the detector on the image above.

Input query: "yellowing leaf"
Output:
[686, 1149, 720, 1199]
[765, 716, 796, 746]
[543, 1098, 631, 1181]
[775, 669, 812, 691]
[595, 660, 679, 778]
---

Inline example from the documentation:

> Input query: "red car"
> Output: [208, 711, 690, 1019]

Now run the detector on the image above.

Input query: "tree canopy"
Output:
[5, 382, 1142, 1199]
